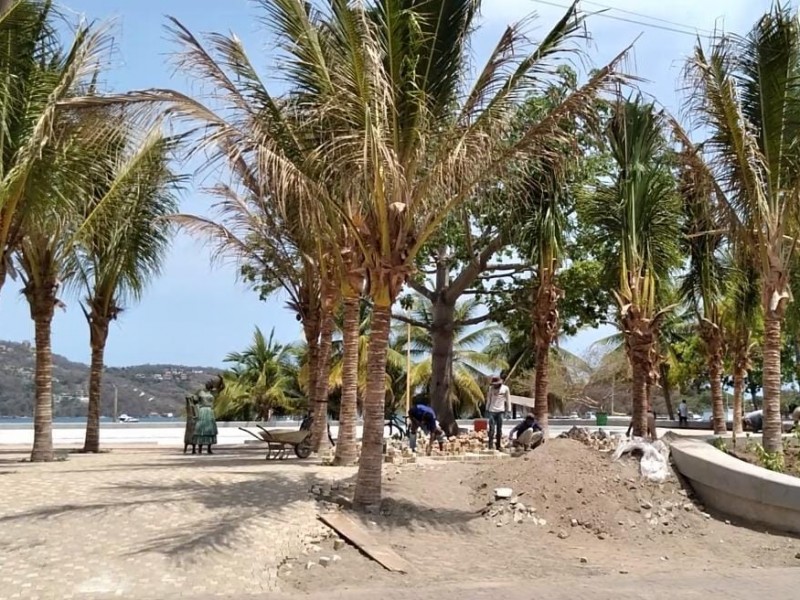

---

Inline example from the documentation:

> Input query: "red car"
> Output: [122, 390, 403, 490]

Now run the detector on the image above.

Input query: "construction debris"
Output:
[557, 426, 622, 451]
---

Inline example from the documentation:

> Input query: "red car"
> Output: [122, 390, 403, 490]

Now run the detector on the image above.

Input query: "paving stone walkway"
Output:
[0, 447, 353, 599]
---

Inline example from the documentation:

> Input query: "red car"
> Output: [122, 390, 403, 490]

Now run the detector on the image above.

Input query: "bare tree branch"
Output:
[391, 312, 430, 329]
[456, 312, 494, 326]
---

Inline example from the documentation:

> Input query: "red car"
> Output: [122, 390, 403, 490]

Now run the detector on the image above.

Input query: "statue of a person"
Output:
[192, 377, 221, 454]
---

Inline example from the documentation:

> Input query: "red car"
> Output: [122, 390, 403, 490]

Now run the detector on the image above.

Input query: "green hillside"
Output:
[0, 341, 221, 418]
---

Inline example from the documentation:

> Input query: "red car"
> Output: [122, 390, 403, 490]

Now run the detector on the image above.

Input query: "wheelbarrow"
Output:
[239, 416, 313, 460]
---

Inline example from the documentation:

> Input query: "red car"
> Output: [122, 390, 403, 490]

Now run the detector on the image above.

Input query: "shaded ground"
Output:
[0, 446, 354, 599]
[281, 439, 800, 594]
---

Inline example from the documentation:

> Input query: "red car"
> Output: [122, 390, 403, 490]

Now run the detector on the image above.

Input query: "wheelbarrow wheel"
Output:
[295, 440, 312, 459]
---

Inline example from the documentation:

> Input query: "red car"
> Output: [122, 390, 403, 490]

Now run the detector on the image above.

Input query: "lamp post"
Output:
[406, 320, 411, 414]
[112, 384, 118, 422]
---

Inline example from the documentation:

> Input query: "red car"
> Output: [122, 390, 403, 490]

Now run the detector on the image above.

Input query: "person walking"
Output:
[678, 400, 689, 428]
[485, 375, 511, 451]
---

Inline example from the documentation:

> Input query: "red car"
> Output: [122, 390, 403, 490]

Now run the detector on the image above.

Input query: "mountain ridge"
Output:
[0, 340, 222, 417]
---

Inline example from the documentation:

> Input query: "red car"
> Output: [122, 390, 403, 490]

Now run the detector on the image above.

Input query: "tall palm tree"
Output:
[683, 3, 800, 453]
[72, 126, 181, 453]
[7, 17, 122, 462]
[151, 0, 631, 504]
[678, 149, 728, 434]
[583, 98, 682, 437]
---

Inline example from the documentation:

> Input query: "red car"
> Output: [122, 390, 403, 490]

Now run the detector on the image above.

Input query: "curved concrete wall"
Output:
[670, 437, 800, 534]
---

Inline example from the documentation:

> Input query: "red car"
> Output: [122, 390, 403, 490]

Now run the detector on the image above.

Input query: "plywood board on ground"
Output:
[319, 513, 413, 573]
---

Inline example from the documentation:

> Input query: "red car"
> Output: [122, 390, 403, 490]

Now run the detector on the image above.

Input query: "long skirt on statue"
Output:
[193, 405, 218, 445]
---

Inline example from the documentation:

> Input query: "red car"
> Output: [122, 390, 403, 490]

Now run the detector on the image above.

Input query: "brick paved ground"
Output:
[0, 447, 354, 600]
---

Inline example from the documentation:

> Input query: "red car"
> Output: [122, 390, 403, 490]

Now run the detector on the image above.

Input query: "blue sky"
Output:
[0, 0, 775, 367]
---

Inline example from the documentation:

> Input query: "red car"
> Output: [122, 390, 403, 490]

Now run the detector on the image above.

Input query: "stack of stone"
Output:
[558, 426, 621, 451]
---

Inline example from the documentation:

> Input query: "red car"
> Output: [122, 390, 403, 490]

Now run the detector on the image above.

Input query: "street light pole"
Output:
[113, 384, 118, 422]
[405, 320, 411, 414]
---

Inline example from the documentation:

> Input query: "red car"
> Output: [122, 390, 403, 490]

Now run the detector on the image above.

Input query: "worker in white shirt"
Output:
[485, 375, 511, 451]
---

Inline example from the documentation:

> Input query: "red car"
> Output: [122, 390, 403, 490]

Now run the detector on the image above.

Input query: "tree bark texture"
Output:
[762, 314, 783, 453]
[30, 292, 56, 462]
[731, 336, 749, 436]
[531, 275, 562, 437]
[353, 303, 392, 507]
[83, 316, 110, 453]
[429, 299, 456, 432]
[533, 342, 550, 435]
[310, 308, 335, 452]
[334, 295, 360, 465]
[701, 323, 726, 435]
[621, 306, 659, 438]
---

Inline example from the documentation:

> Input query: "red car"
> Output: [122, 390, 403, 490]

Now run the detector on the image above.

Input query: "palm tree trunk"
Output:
[334, 295, 360, 465]
[353, 302, 391, 507]
[310, 309, 334, 452]
[429, 299, 456, 432]
[83, 315, 109, 453]
[628, 344, 648, 438]
[532, 276, 561, 437]
[762, 313, 783, 453]
[732, 336, 748, 436]
[30, 293, 56, 462]
[703, 326, 726, 435]
[659, 363, 675, 420]
[533, 341, 550, 436]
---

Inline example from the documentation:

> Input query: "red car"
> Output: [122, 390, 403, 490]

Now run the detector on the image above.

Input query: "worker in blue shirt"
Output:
[508, 414, 544, 450]
[408, 403, 446, 455]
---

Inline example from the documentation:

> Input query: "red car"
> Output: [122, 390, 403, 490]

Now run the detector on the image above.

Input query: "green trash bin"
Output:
[596, 412, 608, 426]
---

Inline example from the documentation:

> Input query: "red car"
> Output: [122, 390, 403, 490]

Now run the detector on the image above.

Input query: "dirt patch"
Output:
[280, 439, 800, 595]
[728, 435, 800, 477]
[469, 438, 698, 541]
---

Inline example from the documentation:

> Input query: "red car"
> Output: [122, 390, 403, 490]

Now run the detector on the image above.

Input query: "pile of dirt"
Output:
[469, 438, 706, 542]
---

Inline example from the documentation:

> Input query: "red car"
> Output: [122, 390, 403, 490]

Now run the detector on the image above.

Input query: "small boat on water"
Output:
[118, 414, 139, 423]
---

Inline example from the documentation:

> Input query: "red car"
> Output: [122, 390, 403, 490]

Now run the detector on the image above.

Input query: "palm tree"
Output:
[683, 3, 800, 453]
[7, 17, 122, 462]
[72, 126, 181, 453]
[678, 150, 728, 434]
[154, 0, 630, 504]
[723, 247, 760, 439]
[216, 327, 302, 420]
[395, 297, 507, 418]
[583, 98, 682, 437]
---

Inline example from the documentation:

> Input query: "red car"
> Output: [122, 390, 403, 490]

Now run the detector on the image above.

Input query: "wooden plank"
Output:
[510, 394, 535, 409]
[319, 513, 413, 573]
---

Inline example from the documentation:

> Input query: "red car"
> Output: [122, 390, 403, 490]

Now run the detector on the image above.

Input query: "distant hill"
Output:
[0, 340, 221, 418]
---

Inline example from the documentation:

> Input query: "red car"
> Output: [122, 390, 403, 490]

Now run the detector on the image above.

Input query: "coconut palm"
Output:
[6, 17, 124, 462]
[583, 98, 682, 437]
[150, 0, 630, 504]
[395, 297, 507, 418]
[678, 150, 728, 434]
[683, 3, 800, 453]
[72, 126, 181, 453]
[216, 327, 303, 420]
[723, 246, 760, 439]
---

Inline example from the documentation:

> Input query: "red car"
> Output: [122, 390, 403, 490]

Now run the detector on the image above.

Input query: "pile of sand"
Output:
[469, 438, 707, 541]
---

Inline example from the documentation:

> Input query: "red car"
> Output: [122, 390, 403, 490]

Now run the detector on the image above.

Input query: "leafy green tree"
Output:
[395, 296, 507, 418]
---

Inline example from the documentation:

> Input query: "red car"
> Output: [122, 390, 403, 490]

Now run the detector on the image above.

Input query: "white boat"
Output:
[118, 414, 139, 423]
